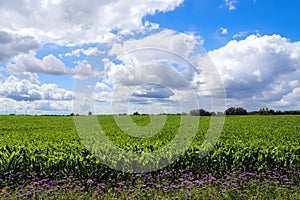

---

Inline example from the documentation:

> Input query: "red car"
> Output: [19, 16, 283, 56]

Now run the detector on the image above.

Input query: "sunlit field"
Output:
[0, 115, 299, 199]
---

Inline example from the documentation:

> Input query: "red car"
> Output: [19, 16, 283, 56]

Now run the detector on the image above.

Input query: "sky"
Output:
[0, 0, 300, 115]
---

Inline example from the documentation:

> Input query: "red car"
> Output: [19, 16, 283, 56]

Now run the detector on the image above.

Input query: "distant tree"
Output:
[259, 108, 268, 115]
[217, 111, 225, 116]
[190, 109, 211, 116]
[70, 113, 74, 116]
[274, 110, 282, 115]
[225, 107, 248, 115]
[133, 111, 140, 115]
[235, 107, 248, 115]
[88, 111, 92, 116]
[259, 107, 275, 115]
[225, 107, 236, 115]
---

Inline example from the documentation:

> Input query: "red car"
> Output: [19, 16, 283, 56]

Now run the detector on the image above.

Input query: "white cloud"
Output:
[18, 72, 40, 84]
[278, 87, 300, 108]
[0, 75, 72, 101]
[209, 34, 300, 110]
[95, 82, 110, 91]
[0, 0, 183, 45]
[73, 61, 102, 80]
[60, 47, 105, 58]
[0, 30, 40, 62]
[223, 0, 239, 10]
[0, 97, 73, 115]
[109, 29, 200, 58]
[8, 52, 72, 75]
[77, 30, 220, 114]
[220, 28, 228, 35]
[233, 31, 249, 39]
[7, 52, 102, 80]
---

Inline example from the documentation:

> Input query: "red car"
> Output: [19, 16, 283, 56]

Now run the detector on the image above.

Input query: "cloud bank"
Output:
[209, 34, 300, 110]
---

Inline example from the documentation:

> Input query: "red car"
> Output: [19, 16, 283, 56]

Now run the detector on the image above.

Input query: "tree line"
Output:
[189, 107, 300, 116]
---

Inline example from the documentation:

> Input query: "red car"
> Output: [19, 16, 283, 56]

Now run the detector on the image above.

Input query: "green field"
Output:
[0, 115, 299, 199]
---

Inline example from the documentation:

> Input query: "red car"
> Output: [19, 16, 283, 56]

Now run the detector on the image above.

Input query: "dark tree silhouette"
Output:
[225, 107, 248, 115]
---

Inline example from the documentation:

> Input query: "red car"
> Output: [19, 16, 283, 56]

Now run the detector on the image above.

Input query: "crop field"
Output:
[0, 115, 299, 199]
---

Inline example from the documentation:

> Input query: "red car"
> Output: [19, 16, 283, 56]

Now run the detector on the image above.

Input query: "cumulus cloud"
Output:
[78, 30, 221, 114]
[95, 82, 110, 91]
[209, 34, 300, 110]
[0, 30, 40, 62]
[73, 61, 102, 80]
[109, 29, 200, 58]
[0, 75, 72, 101]
[0, 0, 195, 114]
[0, 0, 183, 45]
[278, 87, 300, 108]
[7, 52, 102, 80]
[8, 53, 72, 75]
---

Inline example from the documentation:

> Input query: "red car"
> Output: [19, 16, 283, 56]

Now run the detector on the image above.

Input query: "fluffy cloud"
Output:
[0, 0, 191, 114]
[75, 30, 221, 114]
[0, 0, 183, 45]
[0, 75, 72, 101]
[109, 29, 200, 58]
[209, 34, 300, 110]
[73, 61, 102, 80]
[8, 52, 102, 80]
[0, 30, 40, 62]
[278, 87, 300, 108]
[8, 53, 72, 75]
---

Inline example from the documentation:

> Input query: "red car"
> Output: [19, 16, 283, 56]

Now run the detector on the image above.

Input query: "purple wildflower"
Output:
[285, 181, 294, 185]
[114, 187, 122, 193]
[117, 182, 125, 188]
[97, 183, 106, 189]
[194, 180, 203, 186]
[86, 179, 93, 184]
[163, 186, 169, 193]
[127, 188, 135, 194]
[3, 192, 10, 197]
[209, 173, 216, 181]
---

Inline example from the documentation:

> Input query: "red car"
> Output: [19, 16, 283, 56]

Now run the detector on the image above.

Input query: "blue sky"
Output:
[146, 0, 300, 50]
[0, 0, 300, 114]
